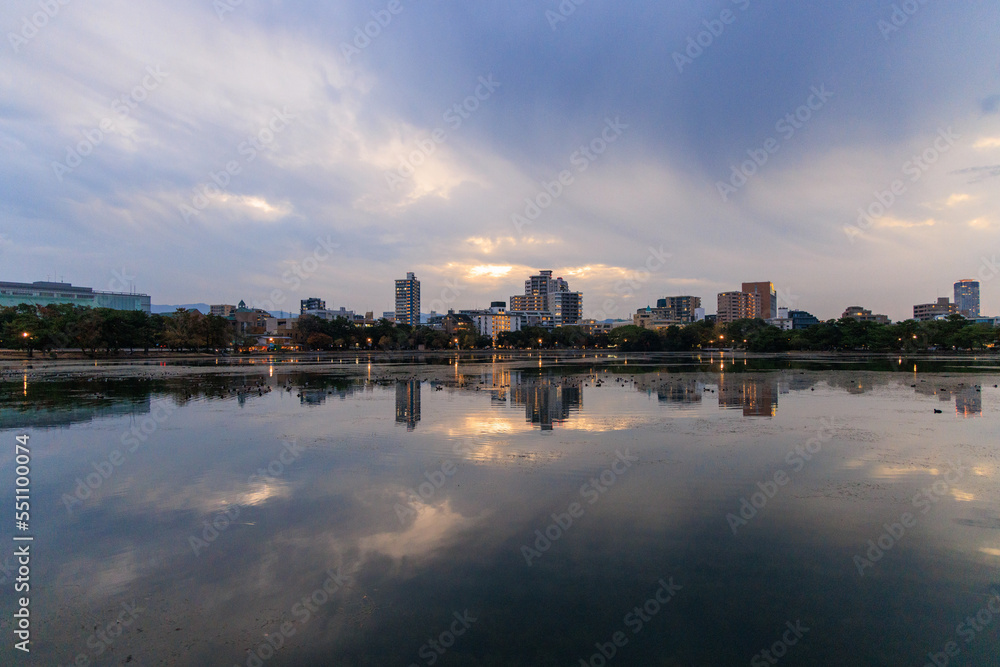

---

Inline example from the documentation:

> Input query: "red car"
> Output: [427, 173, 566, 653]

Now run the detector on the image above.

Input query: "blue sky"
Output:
[2, 0, 999, 321]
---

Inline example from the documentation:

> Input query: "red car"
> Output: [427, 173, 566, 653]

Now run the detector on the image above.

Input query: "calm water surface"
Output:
[1, 355, 999, 666]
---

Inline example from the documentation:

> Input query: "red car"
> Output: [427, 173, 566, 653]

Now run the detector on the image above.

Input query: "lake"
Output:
[1, 353, 999, 665]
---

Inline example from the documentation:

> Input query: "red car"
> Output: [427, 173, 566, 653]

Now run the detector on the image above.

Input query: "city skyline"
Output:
[2, 2, 999, 323]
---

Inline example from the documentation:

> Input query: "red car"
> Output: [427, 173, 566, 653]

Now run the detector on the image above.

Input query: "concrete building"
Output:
[717, 291, 760, 323]
[914, 297, 958, 321]
[742, 281, 777, 319]
[300, 297, 326, 313]
[654, 296, 702, 323]
[210, 304, 236, 317]
[954, 280, 980, 318]
[395, 272, 421, 327]
[0, 280, 151, 312]
[461, 302, 521, 341]
[841, 306, 890, 324]
[302, 307, 354, 321]
[509, 270, 583, 328]
[634, 306, 686, 329]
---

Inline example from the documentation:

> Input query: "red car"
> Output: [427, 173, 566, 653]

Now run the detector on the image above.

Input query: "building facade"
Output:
[509, 270, 583, 328]
[717, 291, 760, 324]
[841, 306, 890, 324]
[394, 272, 421, 326]
[954, 280, 980, 318]
[0, 280, 151, 312]
[300, 297, 326, 313]
[914, 297, 958, 321]
[742, 282, 777, 319]
[788, 310, 820, 329]
[210, 304, 236, 317]
[654, 296, 702, 323]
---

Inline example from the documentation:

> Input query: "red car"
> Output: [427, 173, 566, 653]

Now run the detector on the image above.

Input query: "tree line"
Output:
[0, 304, 235, 355]
[3, 303, 996, 355]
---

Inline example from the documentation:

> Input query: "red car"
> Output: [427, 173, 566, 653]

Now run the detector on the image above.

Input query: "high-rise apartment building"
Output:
[742, 282, 777, 319]
[954, 280, 980, 318]
[717, 291, 760, 323]
[394, 272, 421, 326]
[654, 296, 702, 323]
[509, 270, 583, 327]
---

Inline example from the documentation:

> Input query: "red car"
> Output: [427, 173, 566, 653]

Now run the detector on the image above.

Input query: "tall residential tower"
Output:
[394, 272, 421, 326]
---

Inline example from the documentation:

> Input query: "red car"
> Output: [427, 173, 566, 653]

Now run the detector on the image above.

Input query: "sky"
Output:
[1, 0, 999, 322]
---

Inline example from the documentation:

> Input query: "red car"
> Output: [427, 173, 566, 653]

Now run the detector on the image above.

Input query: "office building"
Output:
[0, 280, 151, 312]
[914, 297, 958, 321]
[788, 310, 820, 329]
[954, 280, 980, 318]
[654, 296, 702, 323]
[742, 282, 777, 319]
[717, 291, 760, 324]
[300, 297, 326, 314]
[394, 272, 421, 327]
[841, 306, 890, 324]
[210, 304, 236, 317]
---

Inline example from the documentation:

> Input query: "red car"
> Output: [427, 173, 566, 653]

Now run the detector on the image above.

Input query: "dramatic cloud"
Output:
[2, 0, 999, 321]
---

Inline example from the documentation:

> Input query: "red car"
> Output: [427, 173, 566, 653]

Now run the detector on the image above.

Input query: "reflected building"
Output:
[395, 380, 421, 431]
[0, 394, 153, 428]
[634, 376, 704, 404]
[717, 375, 778, 417]
[955, 385, 982, 417]
[509, 373, 582, 430]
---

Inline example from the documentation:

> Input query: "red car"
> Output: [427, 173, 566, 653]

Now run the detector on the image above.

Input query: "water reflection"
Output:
[507, 372, 583, 431]
[395, 379, 421, 430]
[718, 374, 779, 417]
[3, 358, 1000, 666]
